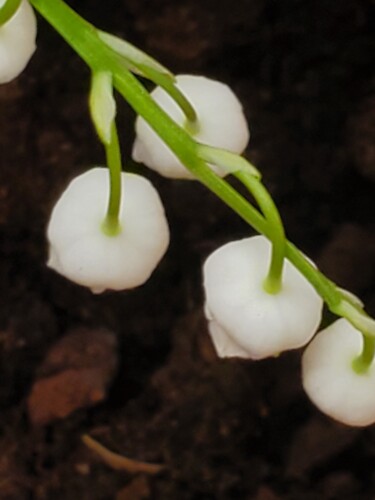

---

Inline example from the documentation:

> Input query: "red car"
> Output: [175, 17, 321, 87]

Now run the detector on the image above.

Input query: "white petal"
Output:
[0, 0, 37, 83]
[203, 236, 323, 359]
[132, 74, 250, 179]
[206, 316, 254, 358]
[47, 168, 169, 292]
[302, 318, 375, 427]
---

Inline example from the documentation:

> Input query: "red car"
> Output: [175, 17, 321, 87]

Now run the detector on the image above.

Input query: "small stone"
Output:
[27, 327, 118, 426]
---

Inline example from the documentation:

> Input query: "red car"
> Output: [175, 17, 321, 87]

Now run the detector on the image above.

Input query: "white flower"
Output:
[47, 168, 170, 293]
[302, 318, 375, 427]
[0, 0, 37, 84]
[132, 74, 250, 179]
[203, 236, 323, 360]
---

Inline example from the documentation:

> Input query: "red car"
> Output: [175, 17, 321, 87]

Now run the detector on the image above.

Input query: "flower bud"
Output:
[132, 74, 250, 179]
[0, 0, 37, 84]
[203, 236, 323, 359]
[302, 318, 375, 426]
[47, 168, 170, 293]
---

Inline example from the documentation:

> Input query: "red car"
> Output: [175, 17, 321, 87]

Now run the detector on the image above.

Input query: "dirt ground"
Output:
[0, 0, 374, 498]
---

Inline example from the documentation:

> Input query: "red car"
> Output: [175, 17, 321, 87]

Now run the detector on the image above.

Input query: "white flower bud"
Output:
[47, 168, 170, 293]
[132, 74, 250, 179]
[302, 318, 375, 427]
[203, 236, 323, 359]
[0, 0, 37, 84]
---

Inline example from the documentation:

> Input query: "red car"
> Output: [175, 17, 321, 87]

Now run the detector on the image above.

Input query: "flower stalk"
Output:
[89, 69, 122, 236]
[352, 334, 375, 374]
[235, 170, 285, 294]
[102, 122, 122, 236]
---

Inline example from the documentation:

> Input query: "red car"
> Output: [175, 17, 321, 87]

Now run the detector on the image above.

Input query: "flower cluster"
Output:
[0, 0, 37, 83]
[41, 67, 375, 428]
[0, 0, 364, 431]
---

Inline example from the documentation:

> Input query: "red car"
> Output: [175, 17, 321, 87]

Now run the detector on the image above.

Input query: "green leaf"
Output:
[89, 71, 116, 145]
[98, 30, 173, 80]
[198, 144, 261, 178]
[337, 288, 364, 309]
[98, 31, 196, 123]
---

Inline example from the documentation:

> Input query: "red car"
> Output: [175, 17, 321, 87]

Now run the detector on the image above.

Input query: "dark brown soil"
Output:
[0, 0, 374, 498]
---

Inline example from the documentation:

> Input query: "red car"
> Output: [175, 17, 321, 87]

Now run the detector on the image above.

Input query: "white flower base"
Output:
[203, 236, 323, 359]
[302, 319, 375, 427]
[132, 74, 250, 179]
[47, 168, 170, 293]
[0, 0, 37, 84]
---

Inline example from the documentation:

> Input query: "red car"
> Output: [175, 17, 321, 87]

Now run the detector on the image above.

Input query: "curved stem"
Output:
[352, 334, 375, 374]
[235, 171, 286, 294]
[196, 144, 286, 293]
[97, 31, 197, 125]
[0, 0, 21, 25]
[197, 144, 261, 178]
[136, 66, 198, 125]
[101, 122, 122, 236]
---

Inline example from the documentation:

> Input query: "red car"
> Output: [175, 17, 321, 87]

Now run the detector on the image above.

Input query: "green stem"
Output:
[235, 171, 286, 294]
[333, 299, 375, 339]
[101, 122, 122, 236]
[0, 0, 21, 25]
[197, 144, 261, 178]
[97, 31, 197, 126]
[352, 334, 375, 374]
[30, 0, 374, 336]
[197, 144, 286, 294]
[136, 65, 198, 125]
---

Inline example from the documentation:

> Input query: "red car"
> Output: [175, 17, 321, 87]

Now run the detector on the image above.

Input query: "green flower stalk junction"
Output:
[1, 0, 375, 427]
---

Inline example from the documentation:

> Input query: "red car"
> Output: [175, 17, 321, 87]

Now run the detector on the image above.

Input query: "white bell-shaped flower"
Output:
[203, 236, 323, 360]
[302, 318, 375, 427]
[0, 0, 37, 84]
[132, 74, 250, 179]
[47, 168, 170, 293]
